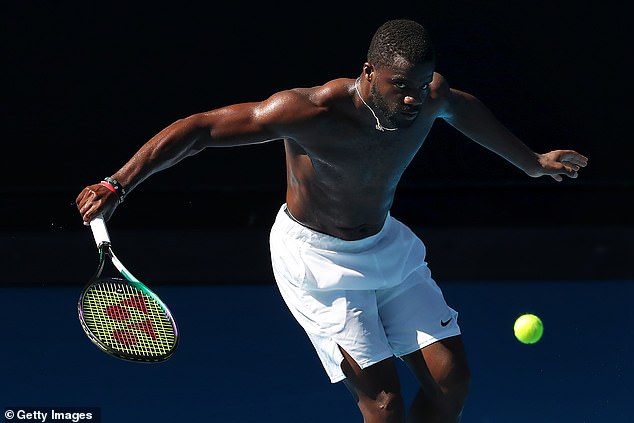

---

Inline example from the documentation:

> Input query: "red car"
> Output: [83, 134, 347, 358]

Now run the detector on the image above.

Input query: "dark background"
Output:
[2, 1, 632, 285]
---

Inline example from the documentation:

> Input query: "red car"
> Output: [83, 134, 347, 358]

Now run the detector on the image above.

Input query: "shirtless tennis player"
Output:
[76, 19, 588, 423]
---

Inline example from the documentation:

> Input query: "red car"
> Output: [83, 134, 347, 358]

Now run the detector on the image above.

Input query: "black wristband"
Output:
[101, 176, 127, 203]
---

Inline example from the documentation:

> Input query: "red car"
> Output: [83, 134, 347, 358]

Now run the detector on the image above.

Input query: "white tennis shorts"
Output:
[269, 204, 461, 383]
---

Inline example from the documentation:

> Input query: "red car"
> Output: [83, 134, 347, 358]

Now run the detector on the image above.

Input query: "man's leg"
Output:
[401, 335, 471, 423]
[340, 347, 406, 423]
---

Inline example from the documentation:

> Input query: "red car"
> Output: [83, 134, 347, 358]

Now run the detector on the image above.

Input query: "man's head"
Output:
[361, 19, 436, 129]
[367, 19, 435, 69]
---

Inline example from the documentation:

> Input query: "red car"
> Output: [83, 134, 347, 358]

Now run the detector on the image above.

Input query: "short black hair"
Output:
[367, 19, 435, 68]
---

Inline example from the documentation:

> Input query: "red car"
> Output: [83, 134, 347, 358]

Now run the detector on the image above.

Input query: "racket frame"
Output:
[77, 216, 179, 362]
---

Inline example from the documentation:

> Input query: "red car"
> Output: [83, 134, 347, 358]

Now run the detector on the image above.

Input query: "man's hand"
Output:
[536, 150, 589, 182]
[75, 183, 119, 225]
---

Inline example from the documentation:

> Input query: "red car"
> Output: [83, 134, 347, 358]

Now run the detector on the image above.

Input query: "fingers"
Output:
[561, 159, 581, 171]
[76, 188, 98, 224]
[561, 161, 577, 176]
[545, 163, 574, 182]
[75, 184, 116, 224]
[559, 150, 589, 167]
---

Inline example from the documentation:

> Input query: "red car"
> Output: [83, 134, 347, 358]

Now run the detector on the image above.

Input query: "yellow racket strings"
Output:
[82, 282, 176, 357]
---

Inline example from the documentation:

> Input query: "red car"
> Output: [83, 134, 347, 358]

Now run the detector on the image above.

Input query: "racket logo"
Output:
[104, 295, 158, 346]
[113, 320, 157, 346]
[105, 296, 150, 320]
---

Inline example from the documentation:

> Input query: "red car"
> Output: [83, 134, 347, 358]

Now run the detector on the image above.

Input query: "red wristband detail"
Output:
[99, 181, 120, 198]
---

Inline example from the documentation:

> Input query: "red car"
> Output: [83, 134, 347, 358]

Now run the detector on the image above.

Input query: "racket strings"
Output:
[81, 281, 177, 358]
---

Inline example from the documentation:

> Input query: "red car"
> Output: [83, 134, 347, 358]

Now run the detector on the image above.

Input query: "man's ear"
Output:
[362, 63, 374, 82]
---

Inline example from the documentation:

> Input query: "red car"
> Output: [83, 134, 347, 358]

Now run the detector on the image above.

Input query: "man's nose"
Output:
[404, 94, 422, 105]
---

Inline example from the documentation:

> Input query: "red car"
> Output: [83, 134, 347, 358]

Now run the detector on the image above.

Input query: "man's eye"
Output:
[395, 82, 406, 89]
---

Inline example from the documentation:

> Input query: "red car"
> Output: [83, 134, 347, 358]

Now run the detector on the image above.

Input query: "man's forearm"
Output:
[111, 115, 210, 193]
[444, 90, 541, 176]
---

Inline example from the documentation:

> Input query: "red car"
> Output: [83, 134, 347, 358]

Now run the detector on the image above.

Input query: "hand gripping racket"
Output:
[77, 215, 179, 362]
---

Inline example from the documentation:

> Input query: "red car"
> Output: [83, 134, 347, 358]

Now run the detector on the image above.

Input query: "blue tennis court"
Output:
[1, 278, 632, 422]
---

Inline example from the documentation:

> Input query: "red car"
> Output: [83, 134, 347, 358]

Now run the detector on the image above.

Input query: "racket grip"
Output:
[89, 214, 111, 246]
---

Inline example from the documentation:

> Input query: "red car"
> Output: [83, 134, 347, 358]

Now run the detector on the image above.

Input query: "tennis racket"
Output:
[77, 215, 179, 362]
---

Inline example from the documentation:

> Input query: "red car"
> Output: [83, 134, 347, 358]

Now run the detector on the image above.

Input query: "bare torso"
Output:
[281, 77, 443, 240]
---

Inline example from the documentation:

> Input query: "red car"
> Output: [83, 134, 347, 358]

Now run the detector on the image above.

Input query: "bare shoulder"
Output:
[285, 78, 354, 107]
[426, 72, 455, 117]
[254, 78, 352, 124]
[428, 72, 451, 100]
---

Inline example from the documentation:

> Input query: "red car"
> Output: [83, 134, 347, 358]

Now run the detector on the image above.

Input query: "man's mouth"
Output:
[401, 108, 419, 119]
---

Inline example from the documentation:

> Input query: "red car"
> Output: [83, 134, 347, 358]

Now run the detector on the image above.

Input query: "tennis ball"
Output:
[514, 313, 543, 344]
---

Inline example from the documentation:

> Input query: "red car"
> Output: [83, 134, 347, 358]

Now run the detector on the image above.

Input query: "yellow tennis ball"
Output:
[514, 313, 543, 344]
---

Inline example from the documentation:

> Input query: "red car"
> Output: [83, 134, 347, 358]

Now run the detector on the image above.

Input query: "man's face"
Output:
[369, 58, 435, 129]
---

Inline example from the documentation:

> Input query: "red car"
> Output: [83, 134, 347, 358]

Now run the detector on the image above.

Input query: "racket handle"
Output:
[89, 214, 111, 247]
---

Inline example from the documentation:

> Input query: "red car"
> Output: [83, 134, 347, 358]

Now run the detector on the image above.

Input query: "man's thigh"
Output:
[377, 269, 461, 358]
[402, 335, 470, 396]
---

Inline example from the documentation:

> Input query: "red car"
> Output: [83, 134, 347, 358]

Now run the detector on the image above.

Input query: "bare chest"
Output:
[305, 122, 433, 187]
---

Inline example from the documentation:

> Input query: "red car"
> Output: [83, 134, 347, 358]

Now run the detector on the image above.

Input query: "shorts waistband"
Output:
[275, 204, 391, 253]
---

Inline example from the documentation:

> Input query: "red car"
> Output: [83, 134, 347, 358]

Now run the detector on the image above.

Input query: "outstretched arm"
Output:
[438, 86, 588, 181]
[76, 90, 312, 224]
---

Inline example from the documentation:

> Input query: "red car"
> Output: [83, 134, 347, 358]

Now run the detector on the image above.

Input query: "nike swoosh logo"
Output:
[440, 318, 453, 327]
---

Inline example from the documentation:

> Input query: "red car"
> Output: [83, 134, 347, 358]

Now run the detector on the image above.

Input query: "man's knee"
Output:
[404, 337, 471, 419]
[408, 367, 470, 423]
[434, 357, 471, 421]
[361, 390, 405, 423]
[446, 362, 470, 414]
